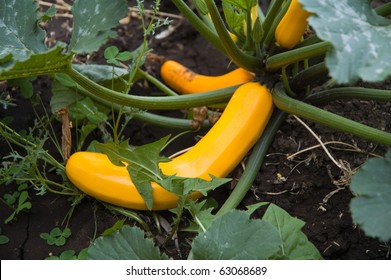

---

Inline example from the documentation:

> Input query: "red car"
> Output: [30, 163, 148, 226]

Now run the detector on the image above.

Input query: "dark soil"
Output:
[1, 1, 390, 260]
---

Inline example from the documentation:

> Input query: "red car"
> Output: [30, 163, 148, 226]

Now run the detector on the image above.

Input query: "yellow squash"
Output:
[65, 82, 273, 210]
[275, 0, 311, 49]
[160, 60, 254, 94]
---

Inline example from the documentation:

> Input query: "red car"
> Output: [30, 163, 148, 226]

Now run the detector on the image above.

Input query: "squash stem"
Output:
[305, 87, 391, 104]
[66, 65, 236, 110]
[273, 83, 391, 146]
[266, 41, 331, 71]
[69, 82, 212, 130]
[136, 68, 178, 96]
[217, 110, 287, 216]
[375, 2, 391, 16]
[290, 62, 328, 91]
[204, 0, 263, 73]
[171, 0, 227, 56]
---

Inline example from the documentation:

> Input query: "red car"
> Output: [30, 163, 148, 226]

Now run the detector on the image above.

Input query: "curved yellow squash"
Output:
[275, 0, 311, 49]
[65, 82, 273, 210]
[160, 60, 254, 94]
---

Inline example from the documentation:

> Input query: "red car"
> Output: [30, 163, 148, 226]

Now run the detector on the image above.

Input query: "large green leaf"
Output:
[300, 0, 391, 84]
[350, 150, 391, 242]
[0, 0, 46, 63]
[87, 225, 169, 260]
[69, 0, 128, 53]
[262, 204, 323, 260]
[189, 210, 281, 260]
[0, 44, 71, 80]
[0, 0, 71, 79]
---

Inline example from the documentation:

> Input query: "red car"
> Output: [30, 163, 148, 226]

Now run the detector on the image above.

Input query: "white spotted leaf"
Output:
[0, 0, 71, 78]
[68, 0, 128, 54]
[300, 0, 391, 84]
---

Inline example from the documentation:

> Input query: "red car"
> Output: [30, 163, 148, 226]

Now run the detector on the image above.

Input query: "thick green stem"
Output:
[291, 62, 328, 91]
[72, 81, 212, 130]
[266, 41, 331, 71]
[305, 87, 391, 104]
[217, 110, 287, 215]
[171, 0, 227, 55]
[67, 65, 236, 110]
[375, 2, 391, 16]
[273, 83, 391, 146]
[204, 0, 262, 73]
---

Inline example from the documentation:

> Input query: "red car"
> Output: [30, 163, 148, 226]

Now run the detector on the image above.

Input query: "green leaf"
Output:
[185, 200, 216, 232]
[7, 77, 35, 98]
[223, 0, 256, 11]
[189, 210, 281, 260]
[223, 2, 246, 38]
[350, 150, 391, 242]
[0, 0, 47, 63]
[262, 204, 323, 260]
[101, 220, 126, 236]
[87, 225, 169, 260]
[69, 0, 128, 54]
[58, 250, 77, 260]
[300, 0, 391, 84]
[0, 1, 71, 79]
[39, 5, 56, 23]
[95, 137, 171, 210]
[0, 235, 10, 245]
[0, 44, 71, 80]
[104, 46, 120, 60]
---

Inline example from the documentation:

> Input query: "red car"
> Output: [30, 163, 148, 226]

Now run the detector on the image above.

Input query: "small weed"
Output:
[40, 227, 72, 246]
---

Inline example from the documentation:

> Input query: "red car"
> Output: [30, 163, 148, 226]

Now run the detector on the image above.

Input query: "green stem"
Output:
[67, 65, 236, 110]
[104, 204, 152, 234]
[305, 87, 391, 104]
[375, 2, 391, 16]
[67, 82, 212, 130]
[0, 121, 65, 171]
[217, 110, 287, 215]
[290, 62, 328, 91]
[137, 68, 178, 96]
[295, 35, 323, 48]
[204, 0, 262, 73]
[134, 111, 211, 131]
[273, 83, 391, 146]
[266, 41, 331, 71]
[171, 0, 227, 55]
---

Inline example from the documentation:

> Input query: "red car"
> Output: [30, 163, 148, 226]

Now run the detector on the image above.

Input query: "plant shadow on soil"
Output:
[1, 1, 390, 260]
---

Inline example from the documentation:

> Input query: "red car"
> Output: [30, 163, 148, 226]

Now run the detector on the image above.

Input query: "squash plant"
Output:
[0, 0, 390, 259]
